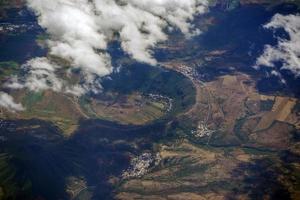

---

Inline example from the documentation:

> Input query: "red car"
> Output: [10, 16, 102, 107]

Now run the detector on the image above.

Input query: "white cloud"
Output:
[255, 13, 300, 76]
[0, 92, 24, 112]
[7, 57, 63, 92]
[12, 0, 208, 95]
[6, 57, 90, 96]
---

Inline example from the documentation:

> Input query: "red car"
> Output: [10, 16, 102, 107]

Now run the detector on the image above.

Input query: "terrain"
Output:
[115, 2, 300, 200]
[0, 1, 300, 200]
[116, 66, 300, 199]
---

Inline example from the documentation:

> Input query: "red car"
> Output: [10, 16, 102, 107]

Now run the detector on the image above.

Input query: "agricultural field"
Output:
[82, 92, 171, 125]
[0, 1, 300, 199]
[116, 60, 300, 199]
[116, 139, 300, 200]
[0, 62, 195, 136]
[0, 90, 170, 135]
[1, 90, 84, 135]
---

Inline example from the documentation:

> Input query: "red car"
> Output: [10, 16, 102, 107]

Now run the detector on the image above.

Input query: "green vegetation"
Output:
[79, 97, 97, 118]
[22, 91, 44, 109]
[36, 34, 50, 48]
[292, 100, 300, 115]
[242, 147, 276, 155]
[102, 63, 196, 119]
[19, 91, 81, 135]
[260, 99, 274, 111]
[0, 61, 19, 80]
[36, 34, 49, 42]
[0, 153, 32, 200]
[233, 117, 249, 142]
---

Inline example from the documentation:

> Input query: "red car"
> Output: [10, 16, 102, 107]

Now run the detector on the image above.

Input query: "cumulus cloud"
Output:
[255, 13, 300, 77]
[0, 92, 24, 112]
[8, 57, 63, 91]
[7, 57, 91, 96]
[28, 0, 208, 66]
[8, 0, 208, 95]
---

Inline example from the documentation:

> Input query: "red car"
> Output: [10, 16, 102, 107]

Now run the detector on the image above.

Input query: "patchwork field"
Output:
[0, 90, 172, 135]
[116, 59, 300, 199]
[2, 90, 84, 135]
[116, 139, 300, 200]
[255, 97, 297, 131]
[85, 93, 170, 125]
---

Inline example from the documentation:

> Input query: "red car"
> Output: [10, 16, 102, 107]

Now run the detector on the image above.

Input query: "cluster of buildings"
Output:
[176, 64, 199, 81]
[191, 122, 216, 138]
[122, 152, 161, 179]
[147, 93, 173, 112]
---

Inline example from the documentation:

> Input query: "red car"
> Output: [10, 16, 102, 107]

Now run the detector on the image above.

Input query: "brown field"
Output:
[0, 90, 170, 135]
[222, 75, 239, 88]
[206, 74, 253, 132]
[89, 93, 168, 125]
[277, 99, 297, 121]
[159, 141, 218, 163]
[251, 122, 293, 149]
[116, 139, 262, 200]
[0, 90, 84, 135]
[255, 97, 297, 132]
[116, 59, 300, 199]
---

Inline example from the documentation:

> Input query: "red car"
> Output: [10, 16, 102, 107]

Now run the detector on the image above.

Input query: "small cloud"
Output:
[0, 92, 24, 112]
[255, 13, 300, 76]
[7, 57, 63, 92]
[271, 70, 286, 84]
